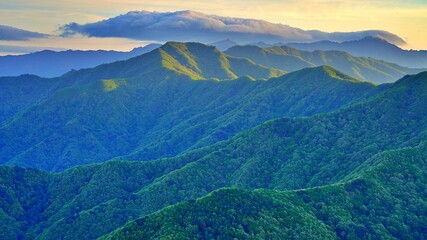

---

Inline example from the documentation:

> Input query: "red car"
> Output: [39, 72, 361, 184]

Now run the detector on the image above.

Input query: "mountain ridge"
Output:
[287, 37, 427, 68]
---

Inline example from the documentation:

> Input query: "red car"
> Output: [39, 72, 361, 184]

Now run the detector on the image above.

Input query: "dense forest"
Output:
[0, 53, 425, 239]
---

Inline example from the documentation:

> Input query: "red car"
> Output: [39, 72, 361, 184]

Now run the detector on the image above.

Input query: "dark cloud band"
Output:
[0, 25, 49, 41]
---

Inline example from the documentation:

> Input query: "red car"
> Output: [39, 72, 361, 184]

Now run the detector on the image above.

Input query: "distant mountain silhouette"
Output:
[287, 37, 427, 68]
[210, 39, 239, 51]
[0, 44, 161, 78]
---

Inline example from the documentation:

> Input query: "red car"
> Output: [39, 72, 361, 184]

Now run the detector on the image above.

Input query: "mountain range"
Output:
[0, 66, 425, 239]
[3, 37, 425, 85]
[0, 44, 161, 78]
[225, 44, 426, 83]
[2, 42, 390, 172]
[210, 37, 427, 70]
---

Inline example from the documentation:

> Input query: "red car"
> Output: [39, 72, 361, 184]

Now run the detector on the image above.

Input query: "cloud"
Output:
[60, 10, 406, 45]
[0, 25, 49, 41]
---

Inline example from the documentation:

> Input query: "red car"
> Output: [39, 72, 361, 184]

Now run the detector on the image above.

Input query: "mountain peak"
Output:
[285, 65, 362, 83]
[316, 65, 361, 81]
[155, 41, 284, 80]
[210, 39, 239, 51]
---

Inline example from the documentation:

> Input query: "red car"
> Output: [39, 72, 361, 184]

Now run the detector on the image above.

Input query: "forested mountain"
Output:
[287, 37, 427, 68]
[0, 44, 161, 78]
[1, 42, 385, 172]
[102, 144, 427, 240]
[0, 71, 425, 239]
[226, 44, 426, 83]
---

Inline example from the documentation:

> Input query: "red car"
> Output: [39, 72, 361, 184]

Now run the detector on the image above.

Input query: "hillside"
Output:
[0, 71, 425, 239]
[102, 143, 427, 239]
[0, 65, 382, 172]
[226, 44, 426, 83]
[287, 37, 427, 68]
[0, 44, 161, 78]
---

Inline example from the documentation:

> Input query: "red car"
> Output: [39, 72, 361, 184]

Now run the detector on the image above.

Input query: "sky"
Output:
[0, 0, 426, 54]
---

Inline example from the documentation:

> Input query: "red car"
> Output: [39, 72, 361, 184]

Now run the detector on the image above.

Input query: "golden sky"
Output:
[0, 0, 426, 51]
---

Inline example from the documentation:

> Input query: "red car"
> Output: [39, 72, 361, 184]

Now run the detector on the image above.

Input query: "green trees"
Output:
[0, 71, 426, 239]
[102, 144, 427, 239]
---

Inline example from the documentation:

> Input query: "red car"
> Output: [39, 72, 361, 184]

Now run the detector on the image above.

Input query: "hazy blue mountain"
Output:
[226, 44, 426, 83]
[0, 43, 161, 78]
[210, 39, 239, 51]
[0, 71, 425, 239]
[287, 37, 427, 68]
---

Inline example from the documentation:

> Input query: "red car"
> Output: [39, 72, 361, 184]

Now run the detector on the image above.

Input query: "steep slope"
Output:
[226, 45, 426, 83]
[0, 72, 425, 239]
[102, 143, 427, 240]
[287, 37, 427, 68]
[0, 66, 381, 171]
[0, 44, 161, 78]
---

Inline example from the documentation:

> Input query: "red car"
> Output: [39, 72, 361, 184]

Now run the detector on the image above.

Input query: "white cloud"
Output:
[60, 10, 406, 45]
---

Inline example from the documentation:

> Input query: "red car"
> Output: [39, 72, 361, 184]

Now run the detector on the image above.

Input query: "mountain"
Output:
[0, 60, 381, 171]
[0, 44, 161, 78]
[0, 71, 425, 239]
[210, 39, 239, 51]
[226, 44, 426, 83]
[54, 41, 284, 86]
[287, 37, 427, 68]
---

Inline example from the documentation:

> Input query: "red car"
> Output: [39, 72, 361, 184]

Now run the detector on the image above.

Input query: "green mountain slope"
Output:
[0, 66, 381, 171]
[226, 45, 426, 83]
[102, 143, 427, 240]
[0, 72, 425, 239]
